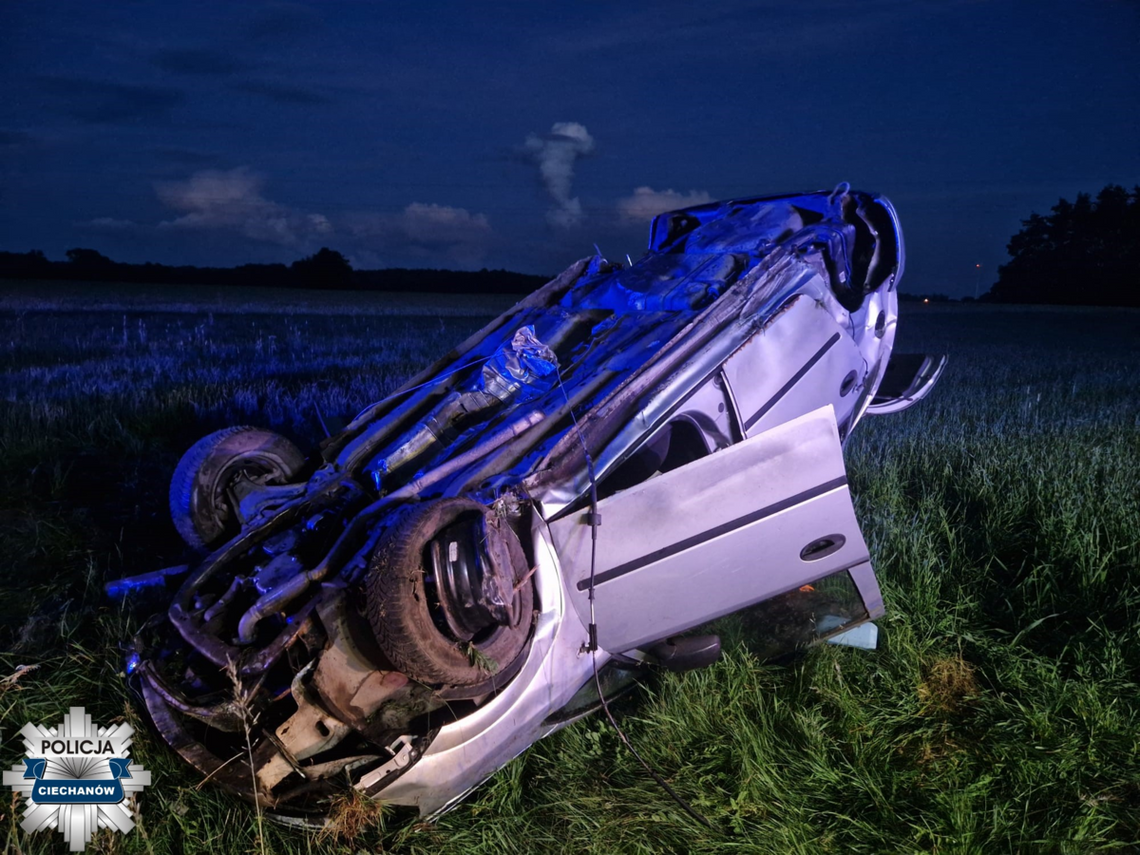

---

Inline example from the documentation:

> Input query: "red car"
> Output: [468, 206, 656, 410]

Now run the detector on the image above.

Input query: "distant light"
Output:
[923, 298, 930, 304]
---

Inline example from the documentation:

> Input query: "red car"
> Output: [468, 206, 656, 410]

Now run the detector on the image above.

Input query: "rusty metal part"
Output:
[432, 632, 535, 702]
[140, 676, 288, 808]
[138, 660, 249, 733]
[173, 596, 318, 678]
[257, 692, 353, 792]
[310, 591, 446, 736]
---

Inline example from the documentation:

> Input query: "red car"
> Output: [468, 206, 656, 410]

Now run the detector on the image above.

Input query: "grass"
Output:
[0, 279, 519, 317]
[1, 288, 1138, 853]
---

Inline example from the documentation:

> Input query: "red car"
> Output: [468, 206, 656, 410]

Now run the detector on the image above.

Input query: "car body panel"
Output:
[550, 406, 874, 652]
[374, 512, 597, 815]
[867, 352, 948, 414]
[724, 295, 867, 439]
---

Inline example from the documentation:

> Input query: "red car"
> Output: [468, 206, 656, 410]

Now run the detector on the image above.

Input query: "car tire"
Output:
[366, 498, 535, 687]
[169, 426, 306, 550]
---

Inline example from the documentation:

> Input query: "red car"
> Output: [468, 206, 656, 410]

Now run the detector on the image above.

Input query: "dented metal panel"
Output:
[723, 293, 867, 439]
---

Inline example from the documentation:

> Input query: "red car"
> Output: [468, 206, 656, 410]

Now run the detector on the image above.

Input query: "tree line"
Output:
[986, 184, 1140, 307]
[0, 246, 551, 295]
[5, 186, 1138, 305]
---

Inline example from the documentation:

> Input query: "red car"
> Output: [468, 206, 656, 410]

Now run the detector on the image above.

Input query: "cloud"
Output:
[616, 186, 714, 223]
[155, 167, 332, 248]
[400, 203, 491, 247]
[347, 203, 492, 265]
[523, 122, 595, 228]
[103, 167, 487, 264]
[35, 76, 184, 124]
[152, 48, 248, 76]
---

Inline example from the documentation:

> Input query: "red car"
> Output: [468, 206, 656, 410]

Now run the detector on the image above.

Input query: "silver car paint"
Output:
[379, 405, 879, 815]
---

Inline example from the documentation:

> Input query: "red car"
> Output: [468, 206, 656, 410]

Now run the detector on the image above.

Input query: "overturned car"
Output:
[110, 185, 945, 819]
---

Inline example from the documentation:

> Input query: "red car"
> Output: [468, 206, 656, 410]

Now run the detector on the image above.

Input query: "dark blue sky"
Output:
[2, 1, 1137, 296]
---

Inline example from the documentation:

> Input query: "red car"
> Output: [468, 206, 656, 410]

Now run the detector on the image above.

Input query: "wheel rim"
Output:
[429, 515, 519, 642]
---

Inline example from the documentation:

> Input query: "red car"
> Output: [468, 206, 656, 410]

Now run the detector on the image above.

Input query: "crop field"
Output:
[2, 283, 1139, 854]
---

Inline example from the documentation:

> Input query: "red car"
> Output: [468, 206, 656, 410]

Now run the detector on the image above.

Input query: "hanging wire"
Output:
[555, 374, 712, 829]
[356, 329, 712, 826]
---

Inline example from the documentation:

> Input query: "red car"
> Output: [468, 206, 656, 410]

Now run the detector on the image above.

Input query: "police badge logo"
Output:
[3, 707, 151, 852]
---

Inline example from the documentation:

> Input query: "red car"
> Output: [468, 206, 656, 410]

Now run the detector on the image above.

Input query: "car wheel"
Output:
[366, 498, 535, 687]
[169, 426, 306, 550]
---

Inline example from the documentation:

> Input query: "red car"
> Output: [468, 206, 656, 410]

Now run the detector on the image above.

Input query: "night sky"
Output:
[3, 1, 1137, 297]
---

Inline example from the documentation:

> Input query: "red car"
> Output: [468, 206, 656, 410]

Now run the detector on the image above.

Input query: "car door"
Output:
[546, 405, 882, 654]
[721, 294, 868, 440]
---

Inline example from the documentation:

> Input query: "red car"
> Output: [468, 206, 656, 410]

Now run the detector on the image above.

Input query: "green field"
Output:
[2, 285, 1139, 854]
